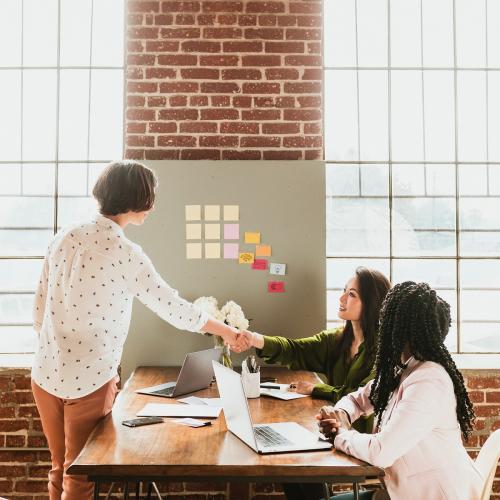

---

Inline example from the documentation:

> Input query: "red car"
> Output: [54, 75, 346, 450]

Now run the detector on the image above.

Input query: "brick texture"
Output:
[124, 0, 323, 161]
[1, 368, 499, 499]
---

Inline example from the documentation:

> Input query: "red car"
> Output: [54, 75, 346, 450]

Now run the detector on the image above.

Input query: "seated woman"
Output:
[234, 267, 391, 500]
[318, 282, 482, 500]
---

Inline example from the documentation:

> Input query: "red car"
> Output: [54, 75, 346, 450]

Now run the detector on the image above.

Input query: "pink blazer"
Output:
[333, 359, 483, 500]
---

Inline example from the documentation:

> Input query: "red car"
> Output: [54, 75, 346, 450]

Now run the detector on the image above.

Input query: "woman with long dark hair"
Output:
[234, 267, 391, 500]
[318, 282, 482, 500]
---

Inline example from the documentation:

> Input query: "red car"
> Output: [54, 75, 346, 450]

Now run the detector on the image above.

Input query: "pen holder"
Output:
[242, 371, 260, 399]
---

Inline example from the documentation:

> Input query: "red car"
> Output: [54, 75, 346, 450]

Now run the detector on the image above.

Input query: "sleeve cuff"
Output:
[193, 310, 211, 333]
[312, 383, 334, 400]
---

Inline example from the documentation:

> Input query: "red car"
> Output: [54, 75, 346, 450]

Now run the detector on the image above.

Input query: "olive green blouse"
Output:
[255, 327, 375, 433]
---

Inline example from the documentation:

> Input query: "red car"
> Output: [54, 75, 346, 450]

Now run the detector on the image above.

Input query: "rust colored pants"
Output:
[32, 377, 118, 500]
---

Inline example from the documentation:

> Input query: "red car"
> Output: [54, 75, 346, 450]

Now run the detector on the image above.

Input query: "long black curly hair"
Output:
[369, 281, 475, 440]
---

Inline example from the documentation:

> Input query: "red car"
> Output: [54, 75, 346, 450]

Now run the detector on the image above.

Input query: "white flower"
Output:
[220, 300, 249, 330]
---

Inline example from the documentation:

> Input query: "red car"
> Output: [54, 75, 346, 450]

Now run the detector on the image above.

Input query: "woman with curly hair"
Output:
[318, 281, 482, 500]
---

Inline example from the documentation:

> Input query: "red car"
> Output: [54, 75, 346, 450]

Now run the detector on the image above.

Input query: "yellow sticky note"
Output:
[245, 232, 261, 244]
[256, 245, 271, 257]
[223, 205, 239, 221]
[185, 205, 201, 221]
[204, 223, 220, 240]
[186, 243, 202, 259]
[186, 223, 201, 240]
[204, 205, 220, 221]
[205, 242, 220, 259]
[239, 252, 254, 264]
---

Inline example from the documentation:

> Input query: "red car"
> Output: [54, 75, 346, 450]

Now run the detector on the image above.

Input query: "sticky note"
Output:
[223, 243, 239, 259]
[270, 263, 286, 275]
[204, 205, 220, 221]
[239, 252, 254, 264]
[186, 243, 202, 259]
[252, 259, 268, 270]
[268, 281, 285, 293]
[223, 205, 239, 221]
[245, 232, 261, 244]
[256, 244, 271, 257]
[186, 223, 202, 240]
[204, 223, 220, 240]
[185, 205, 201, 221]
[205, 242, 220, 259]
[224, 223, 239, 240]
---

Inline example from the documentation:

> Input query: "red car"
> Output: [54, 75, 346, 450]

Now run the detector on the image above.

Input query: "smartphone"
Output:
[122, 417, 164, 427]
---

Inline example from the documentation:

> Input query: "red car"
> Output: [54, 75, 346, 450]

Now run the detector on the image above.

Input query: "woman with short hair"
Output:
[32, 161, 238, 500]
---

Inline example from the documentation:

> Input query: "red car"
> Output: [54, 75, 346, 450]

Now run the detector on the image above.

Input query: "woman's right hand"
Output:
[316, 406, 351, 440]
[231, 330, 264, 352]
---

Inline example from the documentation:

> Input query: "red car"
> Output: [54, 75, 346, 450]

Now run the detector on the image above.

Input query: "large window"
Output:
[324, 0, 500, 357]
[0, 0, 124, 362]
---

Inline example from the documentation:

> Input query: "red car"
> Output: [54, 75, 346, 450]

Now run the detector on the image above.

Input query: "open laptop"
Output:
[136, 347, 222, 398]
[213, 361, 332, 454]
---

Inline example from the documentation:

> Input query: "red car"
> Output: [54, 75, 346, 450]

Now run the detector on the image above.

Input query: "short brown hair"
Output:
[92, 161, 157, 215]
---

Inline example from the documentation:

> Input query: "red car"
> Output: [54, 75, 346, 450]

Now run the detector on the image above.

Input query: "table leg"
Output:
[124, 481, 129, 500]
[93, 481, 99, 500]
[146, 482, 153, 500]
[135, 481, 141, 498]
[352, 482, 360, 500]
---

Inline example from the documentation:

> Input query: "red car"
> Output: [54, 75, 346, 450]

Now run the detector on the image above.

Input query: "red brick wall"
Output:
[1, 368, 499, 499]
[124, 0, 323, 161]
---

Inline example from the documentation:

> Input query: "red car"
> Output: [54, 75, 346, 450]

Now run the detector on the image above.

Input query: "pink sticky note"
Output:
[252, 259, 268, 270]
[224, 223, 239, 240]
[268, 281, 285, 293]
[223, 243, 239, 259]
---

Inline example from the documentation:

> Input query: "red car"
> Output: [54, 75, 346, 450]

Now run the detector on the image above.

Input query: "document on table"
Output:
[178, 396, 222, 407]
[260, 388, 308, 400]
[137, 403, 222, 418]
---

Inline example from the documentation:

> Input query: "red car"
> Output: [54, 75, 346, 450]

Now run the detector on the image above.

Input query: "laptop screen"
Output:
[212, 361, 258, 451]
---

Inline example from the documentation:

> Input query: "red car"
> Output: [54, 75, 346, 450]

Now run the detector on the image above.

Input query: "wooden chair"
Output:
[476, 429, 500, 500]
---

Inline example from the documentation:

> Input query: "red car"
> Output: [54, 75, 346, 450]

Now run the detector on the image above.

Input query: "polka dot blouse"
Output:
[32, 214, 209, 399]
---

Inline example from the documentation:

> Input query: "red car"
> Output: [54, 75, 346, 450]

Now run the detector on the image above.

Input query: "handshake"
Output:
[224, 330, 264, 353]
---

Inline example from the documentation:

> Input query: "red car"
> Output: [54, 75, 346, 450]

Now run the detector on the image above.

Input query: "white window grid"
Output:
[0, 0, 125, 355]
[324, 0, 500, 354]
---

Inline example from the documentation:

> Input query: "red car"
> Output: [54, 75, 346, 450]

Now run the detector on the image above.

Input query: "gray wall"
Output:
[121, 161, 326, 381]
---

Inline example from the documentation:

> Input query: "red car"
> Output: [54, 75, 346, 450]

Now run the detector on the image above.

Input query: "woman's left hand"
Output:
[288, 380, 315, 395]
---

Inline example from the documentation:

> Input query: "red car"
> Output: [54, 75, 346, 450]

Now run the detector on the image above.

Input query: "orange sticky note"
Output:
[239, 252, 254, 264]
[256, 244, 271, 257]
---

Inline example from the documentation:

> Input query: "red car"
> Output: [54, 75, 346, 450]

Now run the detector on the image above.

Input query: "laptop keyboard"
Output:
[254, 426, 293, 447]
[151, 386, 175, 396]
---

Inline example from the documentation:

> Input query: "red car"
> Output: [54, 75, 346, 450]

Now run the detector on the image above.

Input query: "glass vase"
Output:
[214, 335, 232, 369]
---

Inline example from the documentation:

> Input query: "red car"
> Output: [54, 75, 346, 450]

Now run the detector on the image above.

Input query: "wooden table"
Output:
[68, 367, 384, 500]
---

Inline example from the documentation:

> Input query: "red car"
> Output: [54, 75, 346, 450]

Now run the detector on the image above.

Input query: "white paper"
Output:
[270, 263, 287, 275]
[175, 418, 211, 428]
[137, 403, 221, 418]
[178, 396, 222, 407]
[260, 388, 309, 400]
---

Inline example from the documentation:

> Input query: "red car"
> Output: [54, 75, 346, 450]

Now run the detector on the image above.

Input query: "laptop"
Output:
[136, 347, 222, 398]
[213, 361, 332, 454]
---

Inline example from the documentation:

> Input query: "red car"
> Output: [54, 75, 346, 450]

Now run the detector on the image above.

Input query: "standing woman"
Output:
[32, 161, 239, 500]
[318, 282, 482, 500]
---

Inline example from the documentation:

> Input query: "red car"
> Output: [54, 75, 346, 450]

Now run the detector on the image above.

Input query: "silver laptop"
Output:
[213, 361, 332, 454]
[136, 347, 222, 398]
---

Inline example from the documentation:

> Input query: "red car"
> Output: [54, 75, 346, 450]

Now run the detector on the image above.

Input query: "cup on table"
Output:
[242, 371, 260, 398]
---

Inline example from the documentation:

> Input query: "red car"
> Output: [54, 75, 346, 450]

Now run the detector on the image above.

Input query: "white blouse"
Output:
[32, 214, 209, 399]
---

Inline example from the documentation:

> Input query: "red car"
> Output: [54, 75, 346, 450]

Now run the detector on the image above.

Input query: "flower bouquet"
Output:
[194, 296, 249, 369]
